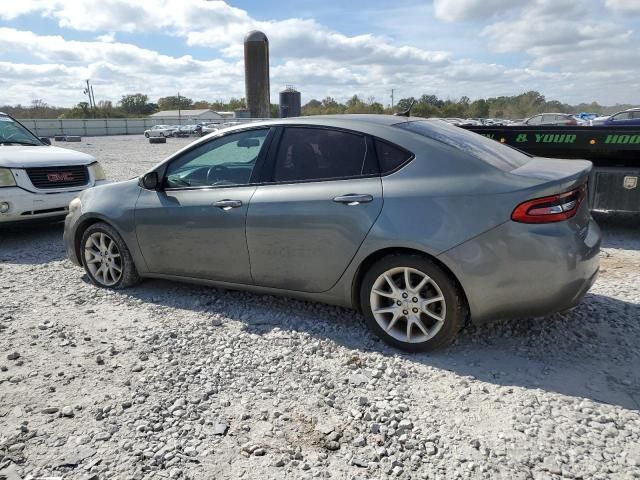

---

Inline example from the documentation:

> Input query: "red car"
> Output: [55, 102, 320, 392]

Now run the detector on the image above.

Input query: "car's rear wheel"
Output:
[360, 254, 465, 352]
[81, 222, 140, 289]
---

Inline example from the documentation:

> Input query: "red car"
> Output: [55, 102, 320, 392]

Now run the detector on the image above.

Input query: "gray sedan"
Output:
[63, 115, 601, 351]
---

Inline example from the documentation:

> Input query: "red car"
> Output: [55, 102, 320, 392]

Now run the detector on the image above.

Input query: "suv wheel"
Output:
[80, 222, 140, 289]
[360, 254, 465, 352]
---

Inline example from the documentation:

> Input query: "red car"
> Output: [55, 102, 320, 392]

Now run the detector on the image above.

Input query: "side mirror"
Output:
[40, 137, 51, 145]
[140, 171, 160, 190]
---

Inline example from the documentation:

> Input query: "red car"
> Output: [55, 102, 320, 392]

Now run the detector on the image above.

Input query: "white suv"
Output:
[0, 113, 107, 224]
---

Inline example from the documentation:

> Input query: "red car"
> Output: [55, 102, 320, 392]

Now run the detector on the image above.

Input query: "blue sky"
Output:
[0, 0, 639, 107]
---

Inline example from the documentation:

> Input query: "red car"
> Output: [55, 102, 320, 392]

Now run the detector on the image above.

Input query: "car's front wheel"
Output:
[80, 222, 140, 289]
[360, 254, 465, 352]
[144, 132, 150, 138]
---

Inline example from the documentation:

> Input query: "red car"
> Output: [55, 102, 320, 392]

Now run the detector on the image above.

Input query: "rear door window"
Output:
[272, 127, 370, 182]
[396, 120, 531, 172]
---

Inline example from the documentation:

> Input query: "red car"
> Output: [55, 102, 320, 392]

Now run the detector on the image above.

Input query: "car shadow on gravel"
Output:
[242, 290, 640, 411]
[119, 274, 640, 412]
[0, 221, 67, 264]
[424, 292, 640, 411]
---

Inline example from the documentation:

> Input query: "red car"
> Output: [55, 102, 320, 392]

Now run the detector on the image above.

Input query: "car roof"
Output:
[174, 115, 452, 159]
[249, 114, 414, 127]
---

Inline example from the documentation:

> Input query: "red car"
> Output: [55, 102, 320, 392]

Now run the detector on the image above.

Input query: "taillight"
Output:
[511, 184, 586, 223]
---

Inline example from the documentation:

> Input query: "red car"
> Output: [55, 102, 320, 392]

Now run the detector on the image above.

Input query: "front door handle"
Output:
[213, 199, 242, 210]
[333, 194, 373, 206]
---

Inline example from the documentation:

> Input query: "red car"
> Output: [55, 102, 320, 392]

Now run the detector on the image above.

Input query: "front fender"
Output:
[63, 179, 147, 272]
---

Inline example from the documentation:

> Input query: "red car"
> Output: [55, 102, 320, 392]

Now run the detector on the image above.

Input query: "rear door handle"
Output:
[213, 199, 242, 210]
[333, 194, 373, 205]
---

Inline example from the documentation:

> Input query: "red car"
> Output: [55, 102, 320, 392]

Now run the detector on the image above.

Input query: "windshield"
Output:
[396, 120, 531, 171]
[0, 115, 42, 146]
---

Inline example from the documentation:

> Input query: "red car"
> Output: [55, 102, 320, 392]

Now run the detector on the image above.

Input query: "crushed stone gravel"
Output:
[1, 135, 639, 479]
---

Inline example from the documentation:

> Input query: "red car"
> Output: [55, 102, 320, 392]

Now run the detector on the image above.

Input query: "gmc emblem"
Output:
[47, 172, 74, 182]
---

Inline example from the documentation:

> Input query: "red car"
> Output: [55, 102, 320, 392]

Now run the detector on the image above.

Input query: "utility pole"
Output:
[84, 80, 94, 109]
[391, 89, 395, 111]
[178, 92, 181, 125]
[90, 84, 96, 109]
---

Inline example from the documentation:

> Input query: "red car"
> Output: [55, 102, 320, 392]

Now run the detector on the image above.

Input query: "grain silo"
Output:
[279, 85, 301, 118]
[244, 31, 270, 118]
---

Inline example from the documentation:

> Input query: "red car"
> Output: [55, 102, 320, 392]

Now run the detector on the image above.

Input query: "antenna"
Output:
[395, 98, 415, 117]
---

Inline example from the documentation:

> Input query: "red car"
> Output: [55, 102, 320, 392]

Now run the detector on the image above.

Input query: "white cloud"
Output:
[605, 0, 640, 14]
[0, 0, 638, 107]
[433, 0, 521, 22]
[95, 32, 116, 43]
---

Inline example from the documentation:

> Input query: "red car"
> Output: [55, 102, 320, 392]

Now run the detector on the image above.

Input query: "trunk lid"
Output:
[509, 157, 592, 197]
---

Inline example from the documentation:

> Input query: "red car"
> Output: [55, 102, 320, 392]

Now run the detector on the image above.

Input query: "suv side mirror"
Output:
[140, 171, 160, 190]
[40, 137, 51, 145]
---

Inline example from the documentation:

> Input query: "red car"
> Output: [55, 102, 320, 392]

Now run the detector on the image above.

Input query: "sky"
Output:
[0, 0, 639, 108]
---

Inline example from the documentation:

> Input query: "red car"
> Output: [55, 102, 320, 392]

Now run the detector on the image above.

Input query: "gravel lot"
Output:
[1, 135, 639, 480]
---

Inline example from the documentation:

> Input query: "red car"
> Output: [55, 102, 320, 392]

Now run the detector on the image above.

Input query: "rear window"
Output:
[396, 120, 531, 171]
[374, 139, 413, 174]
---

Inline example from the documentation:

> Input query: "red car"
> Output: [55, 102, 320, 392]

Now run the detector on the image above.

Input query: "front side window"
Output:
[273, 127, 368, 182]
[527, 115, 542, 125]
[164, 128, 269, 188]
[0, 116, 42, 146]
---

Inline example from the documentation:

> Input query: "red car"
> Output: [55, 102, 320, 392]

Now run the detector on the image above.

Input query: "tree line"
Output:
[302, 91, 635, 119]
[1, 91, 635, 120]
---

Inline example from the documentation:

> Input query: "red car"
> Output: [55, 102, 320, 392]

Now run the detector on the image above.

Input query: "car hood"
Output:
[0, 145, 95, 168]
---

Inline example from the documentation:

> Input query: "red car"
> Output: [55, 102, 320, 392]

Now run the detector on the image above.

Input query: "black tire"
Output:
[80, 222, 141, 289]
[360, 253, 466, 352]
[144, 132, 150, 138]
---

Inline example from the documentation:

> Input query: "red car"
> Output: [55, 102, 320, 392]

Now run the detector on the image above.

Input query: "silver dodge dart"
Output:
[63, 115, 601, 351]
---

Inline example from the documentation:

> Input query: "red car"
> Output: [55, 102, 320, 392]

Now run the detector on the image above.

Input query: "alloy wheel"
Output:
[83, 232, 123, 287]
[369, 266, 446, 344]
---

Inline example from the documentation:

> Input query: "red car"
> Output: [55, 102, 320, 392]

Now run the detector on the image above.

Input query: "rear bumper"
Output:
[439, 212, 601, 324]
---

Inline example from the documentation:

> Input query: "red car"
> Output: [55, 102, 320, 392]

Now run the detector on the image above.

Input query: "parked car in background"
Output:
[201, 123, 220, 135]
[64, 115, 600, 352]
[0, 112, 107, 224]
[442, 118, 465, 125]
[519, 113, 584, 126]
[590, 108, 640, 126]
[574, 112, 599, 122]
[175, 125, 196, 137]
[144, 125, 177, 138]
